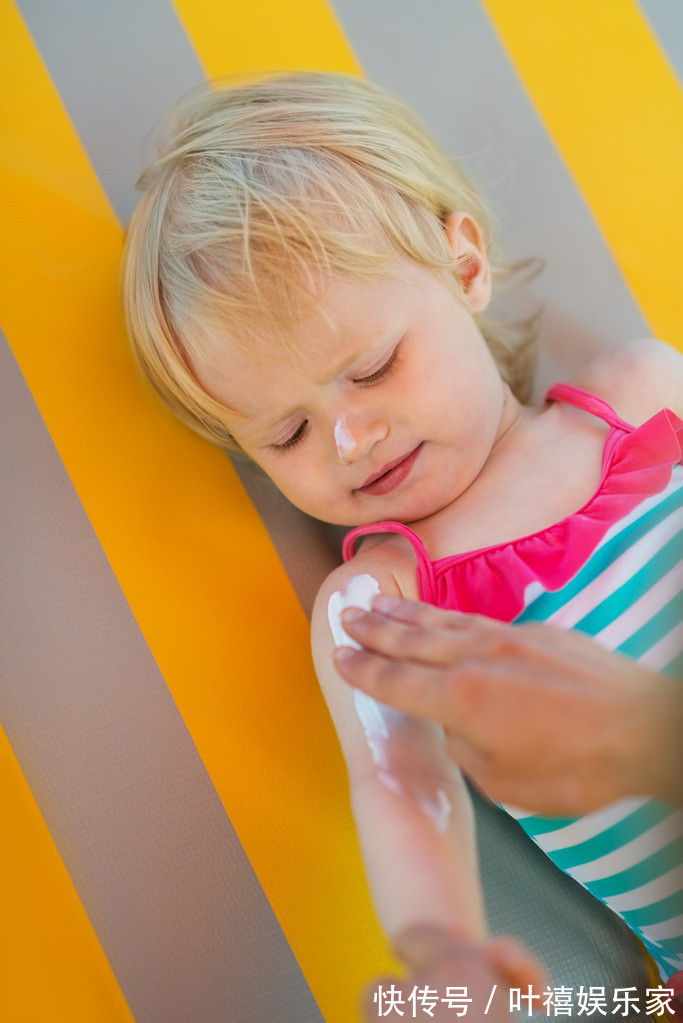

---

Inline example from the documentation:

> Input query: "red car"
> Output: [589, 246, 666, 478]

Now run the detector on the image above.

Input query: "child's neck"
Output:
[407, 397, 610, 560]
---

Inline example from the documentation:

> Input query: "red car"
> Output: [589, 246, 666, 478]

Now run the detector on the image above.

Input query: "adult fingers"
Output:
[372, 594, 474, 631]
[340, 606, 474, 666]
[333, 644, 473, 723]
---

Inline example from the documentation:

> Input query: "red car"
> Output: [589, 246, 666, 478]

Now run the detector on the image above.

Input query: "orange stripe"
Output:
[483, 0, 683, 352]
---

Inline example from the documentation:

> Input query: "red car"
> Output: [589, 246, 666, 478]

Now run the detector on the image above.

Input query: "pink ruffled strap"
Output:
[343, 521, 437, 602]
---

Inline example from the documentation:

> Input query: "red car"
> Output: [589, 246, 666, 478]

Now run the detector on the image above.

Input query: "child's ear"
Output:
[444, 212, 491, 313]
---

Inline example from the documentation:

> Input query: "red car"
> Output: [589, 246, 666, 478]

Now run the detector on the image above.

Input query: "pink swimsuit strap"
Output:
[545, 382, 634, 432]
[342, 521, 436, 597]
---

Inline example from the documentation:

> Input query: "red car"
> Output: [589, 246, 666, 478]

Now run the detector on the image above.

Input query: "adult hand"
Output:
[335, 596, 682, 816]
[362, 925, 546, 1023]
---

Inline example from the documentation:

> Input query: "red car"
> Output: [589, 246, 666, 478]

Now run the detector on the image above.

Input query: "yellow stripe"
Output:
[483, 0, 683, 353]
[171, 0, 361, 78]
[0, 3, 390, 1020]
[1, 722, 135, 1023]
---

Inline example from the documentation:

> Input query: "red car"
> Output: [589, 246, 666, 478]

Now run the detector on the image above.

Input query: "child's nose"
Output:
[334, 413, 387, 464]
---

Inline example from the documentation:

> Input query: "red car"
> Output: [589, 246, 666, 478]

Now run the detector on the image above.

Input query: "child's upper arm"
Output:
[571, 338, 683, 423]
[311, 538, 416, 778]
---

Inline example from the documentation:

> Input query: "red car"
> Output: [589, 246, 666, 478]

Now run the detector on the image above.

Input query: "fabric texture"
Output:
[343, 384, 683, 979]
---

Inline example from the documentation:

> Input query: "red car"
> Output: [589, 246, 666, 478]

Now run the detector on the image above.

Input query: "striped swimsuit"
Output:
[343, 383, 683, 979]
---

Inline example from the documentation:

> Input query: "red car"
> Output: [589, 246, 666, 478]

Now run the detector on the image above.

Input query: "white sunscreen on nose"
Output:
[334, 414, 355, 461]
[327, 573, 452, 833]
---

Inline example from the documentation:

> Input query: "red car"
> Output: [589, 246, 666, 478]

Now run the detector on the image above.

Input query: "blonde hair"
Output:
[122, 71, 535, 449]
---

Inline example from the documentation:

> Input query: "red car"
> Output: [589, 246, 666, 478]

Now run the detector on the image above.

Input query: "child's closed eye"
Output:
[271, 420, 308, 454]
[352, 347, 400, 386]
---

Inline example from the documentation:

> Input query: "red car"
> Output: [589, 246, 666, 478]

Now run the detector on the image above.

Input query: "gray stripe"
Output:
[332, 0, 651, 394]
[639, 0, 683, 85]
[16, 0, 206, 223]
[0, 333, 323, 1023]
[229, 455, 346, 619]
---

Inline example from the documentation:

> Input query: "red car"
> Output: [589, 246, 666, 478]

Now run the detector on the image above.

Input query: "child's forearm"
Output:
[350, 750, 486, 942]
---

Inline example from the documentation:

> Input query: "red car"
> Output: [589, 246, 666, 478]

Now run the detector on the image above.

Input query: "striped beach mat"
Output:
[1, 2, 682, 1020]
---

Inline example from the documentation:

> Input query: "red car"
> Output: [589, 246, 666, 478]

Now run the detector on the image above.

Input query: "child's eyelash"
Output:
[352, 348, 399, 385]
[271, 420, 308, 454]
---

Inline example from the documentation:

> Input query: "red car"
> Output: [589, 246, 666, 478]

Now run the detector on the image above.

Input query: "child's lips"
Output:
[356, 443, 424, 496]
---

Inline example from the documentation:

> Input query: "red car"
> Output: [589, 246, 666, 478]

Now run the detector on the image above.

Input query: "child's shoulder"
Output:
[569, 339, 683, 424]
[312, 531, 421, 625]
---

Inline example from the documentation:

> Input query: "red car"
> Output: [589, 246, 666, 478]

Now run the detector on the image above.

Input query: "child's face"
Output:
[189, 257, 512, 528]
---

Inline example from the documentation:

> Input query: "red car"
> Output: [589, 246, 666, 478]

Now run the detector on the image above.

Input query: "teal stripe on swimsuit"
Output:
[640, 933, 682, 971]
[620, 888, 683, 930]
[572, 531, 682, 637]
[658, 935, 683, 955]
[617, 591, 683, 659]
[511, 814, 577, 834]
[523, 799, 664, 843]
[582, 835, 683, 900]
[523, 802, 673, 871]
[516, 485, 683, 623]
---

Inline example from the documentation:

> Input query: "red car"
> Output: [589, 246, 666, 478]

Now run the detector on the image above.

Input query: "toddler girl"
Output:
[123, 72, 683, 996]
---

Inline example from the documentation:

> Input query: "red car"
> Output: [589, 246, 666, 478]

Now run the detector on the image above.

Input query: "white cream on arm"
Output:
[327, 573, 452, 832]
